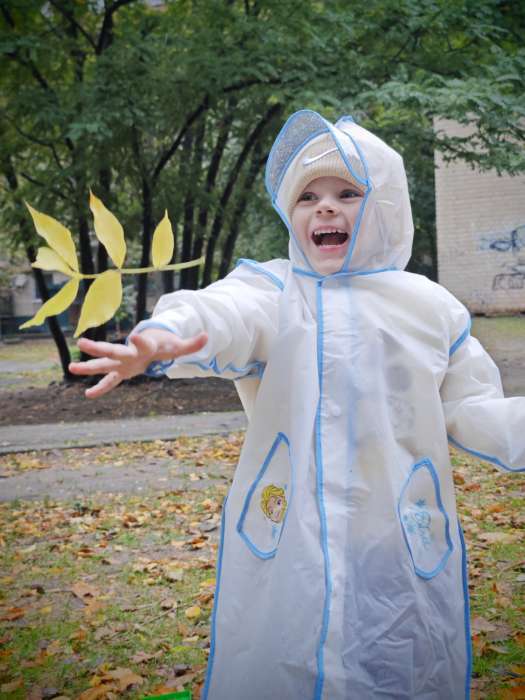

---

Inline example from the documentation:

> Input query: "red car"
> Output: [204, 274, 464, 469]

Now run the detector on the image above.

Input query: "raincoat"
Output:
[138, 111, 525, 699]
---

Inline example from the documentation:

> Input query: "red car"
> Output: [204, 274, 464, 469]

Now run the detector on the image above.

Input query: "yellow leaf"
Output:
[184, 605, 201, 620]
[152, 210, 174, 268]
[20, 278, 79, 330]
[75, 270, 122, 337]
[32, 246, 76, 277]
[89, 191, 126, 268]
[26, 203, 78, 271]
[78, 686, 116, 700]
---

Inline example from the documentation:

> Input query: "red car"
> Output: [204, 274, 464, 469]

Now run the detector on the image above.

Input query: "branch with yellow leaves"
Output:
[20, 192, 203, 338]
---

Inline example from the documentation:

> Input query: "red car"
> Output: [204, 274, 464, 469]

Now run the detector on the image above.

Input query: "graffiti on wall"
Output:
[492, 261, 525, 291]
[478, 225, 525, 292]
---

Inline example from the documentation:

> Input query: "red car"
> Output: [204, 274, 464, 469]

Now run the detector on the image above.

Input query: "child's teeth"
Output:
[313, 231, 348, 246]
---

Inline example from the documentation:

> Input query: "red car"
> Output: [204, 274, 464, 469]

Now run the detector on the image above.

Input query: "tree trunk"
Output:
[88, 166, 112, 340]
[135, 176, 153, 323]
[202, 102, 282, 286]
[190, 102, 236, 288]
[2, 152, 74, 379]
[180, 116, 206, 289]
[218, 144, 264, 278]
[27, 246, 75, 381]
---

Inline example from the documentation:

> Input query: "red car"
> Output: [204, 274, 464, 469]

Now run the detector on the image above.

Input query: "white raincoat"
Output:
[139, 111, 525, 700]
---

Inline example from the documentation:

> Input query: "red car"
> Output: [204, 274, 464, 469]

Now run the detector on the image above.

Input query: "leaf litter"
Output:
[0, 439, 523, 699]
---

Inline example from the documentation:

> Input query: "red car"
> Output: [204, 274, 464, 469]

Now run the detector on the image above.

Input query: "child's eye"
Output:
[340, 189, 362, 199]
[297, 191, 316, 202]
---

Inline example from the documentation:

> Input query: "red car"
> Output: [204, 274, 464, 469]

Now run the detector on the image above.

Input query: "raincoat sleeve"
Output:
[134, 262, 283, 381]
[440, 305, 525, 473]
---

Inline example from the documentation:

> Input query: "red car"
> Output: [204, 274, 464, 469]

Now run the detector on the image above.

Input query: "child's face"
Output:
[291, 176, 364, 275]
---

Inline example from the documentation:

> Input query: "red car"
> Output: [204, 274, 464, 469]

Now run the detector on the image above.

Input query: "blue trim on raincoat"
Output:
[235, 258, 285, 290]
[236, 432, 294, 559]
[397, 458, 454, 580]
[448, 435, 525, 473]
[458, 522, 472, 700]
[314, 279, 333, 700]
[449, 320, 472, 357]
[201, 497, 228, 700]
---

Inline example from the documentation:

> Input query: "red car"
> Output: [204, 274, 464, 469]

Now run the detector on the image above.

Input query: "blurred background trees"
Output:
[1, 0, 524, 375]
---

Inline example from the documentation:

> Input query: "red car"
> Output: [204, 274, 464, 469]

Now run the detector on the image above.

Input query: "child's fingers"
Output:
[174, 331, 208, 358]
[69, 358, 121, 376]
[127, 332, 156, 355]
[77, 337, 135, 360]
[84, 371, 122, 399]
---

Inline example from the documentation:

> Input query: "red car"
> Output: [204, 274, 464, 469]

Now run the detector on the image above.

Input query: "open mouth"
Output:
[312, 229, 349, 247]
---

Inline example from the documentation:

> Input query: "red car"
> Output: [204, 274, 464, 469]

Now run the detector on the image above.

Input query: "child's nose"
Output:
[316, 196, 339, 214]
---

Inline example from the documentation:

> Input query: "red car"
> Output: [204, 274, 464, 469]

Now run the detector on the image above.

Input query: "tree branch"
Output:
[19, 172, 71, 202]
[96, 0, 137, 54]
[152, 95, 210, 184]
[47, 0, 97, 50]
[9, 121, 68, 174]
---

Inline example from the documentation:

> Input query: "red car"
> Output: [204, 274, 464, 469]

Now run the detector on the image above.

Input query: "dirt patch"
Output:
[0, 376, 242, 427]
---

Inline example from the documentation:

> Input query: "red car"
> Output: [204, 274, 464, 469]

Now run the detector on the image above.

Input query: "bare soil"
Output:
[0, 376, 242, 427]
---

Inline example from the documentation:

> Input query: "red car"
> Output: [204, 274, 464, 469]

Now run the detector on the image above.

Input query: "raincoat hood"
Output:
[265, 110, 414, 274]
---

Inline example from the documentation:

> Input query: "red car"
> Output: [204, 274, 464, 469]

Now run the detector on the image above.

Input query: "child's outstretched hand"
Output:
[69, 328, 208, 399]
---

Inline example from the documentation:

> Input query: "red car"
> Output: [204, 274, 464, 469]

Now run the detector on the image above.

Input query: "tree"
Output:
[1, 0, 524, 378]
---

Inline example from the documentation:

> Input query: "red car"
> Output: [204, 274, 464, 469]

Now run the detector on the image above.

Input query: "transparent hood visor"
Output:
[265, 110, 370, 273]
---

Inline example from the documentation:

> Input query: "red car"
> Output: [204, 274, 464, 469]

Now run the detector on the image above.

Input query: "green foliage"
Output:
[1, 0, 524, 316]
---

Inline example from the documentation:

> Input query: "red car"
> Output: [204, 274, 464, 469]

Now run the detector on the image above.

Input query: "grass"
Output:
[472, 315, 525, 340]
[0, 484, 222, 698]
[0, 435, 523, 699]
[0, 337, 79, 393]
[0, 338, 65, 363]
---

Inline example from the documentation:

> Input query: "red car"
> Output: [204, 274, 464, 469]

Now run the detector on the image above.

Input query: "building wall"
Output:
[435, 119, 525, 314]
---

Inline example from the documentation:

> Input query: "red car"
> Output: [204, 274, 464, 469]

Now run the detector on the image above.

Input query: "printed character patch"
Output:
[261, 484, 287, 523]
[237, 432, 293, 559]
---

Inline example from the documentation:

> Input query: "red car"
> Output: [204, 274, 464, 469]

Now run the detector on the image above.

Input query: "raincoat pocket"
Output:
[236, 432, 293, 559]
[398, 458, 453, 579]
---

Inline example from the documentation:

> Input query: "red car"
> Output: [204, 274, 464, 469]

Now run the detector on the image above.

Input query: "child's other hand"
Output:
[68, 329, 208, 399]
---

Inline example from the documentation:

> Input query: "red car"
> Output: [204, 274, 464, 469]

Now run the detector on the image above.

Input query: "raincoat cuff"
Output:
[127, 320, 178, 377]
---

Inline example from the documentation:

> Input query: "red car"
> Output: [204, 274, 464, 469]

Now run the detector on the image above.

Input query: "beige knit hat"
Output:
[278, 132, 362, 220]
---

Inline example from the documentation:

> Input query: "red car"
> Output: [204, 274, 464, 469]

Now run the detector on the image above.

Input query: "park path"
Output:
[0, 410, 246, 455]
[0, 411, 245, 502]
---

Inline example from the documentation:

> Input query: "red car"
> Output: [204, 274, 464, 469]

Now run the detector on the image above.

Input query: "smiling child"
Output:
[70, 110, 525, 700]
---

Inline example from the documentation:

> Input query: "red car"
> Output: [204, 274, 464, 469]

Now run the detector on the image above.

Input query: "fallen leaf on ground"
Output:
[0, 606, 26, 621]
[471, 616, 497, 634]
[130, 650, 160, 664]
[71, 581, 101, 600]
[185, 605, 201, 621]
[499, 687, 525, 699]
[100, 667, 143, 691]
[478, 532, 519, 544]
[1, 678, 24, 692]
[77, 685, 117, 700]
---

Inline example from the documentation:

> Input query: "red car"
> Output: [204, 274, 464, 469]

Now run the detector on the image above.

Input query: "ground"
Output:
[0, 339, 241, 426]
[0, 316, 523, 426]
[0, 438, 523, 700]
[0, 319, 523, 699]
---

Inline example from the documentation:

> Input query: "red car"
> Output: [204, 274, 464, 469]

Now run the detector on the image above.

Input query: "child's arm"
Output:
[69, 328, 208, 398]
[440, 322, 525, 473]
[133, 261, 282, 381]
[70, 260, 283, 395]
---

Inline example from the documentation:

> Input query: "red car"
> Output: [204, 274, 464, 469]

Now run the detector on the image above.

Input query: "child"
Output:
[70, 110, 525, 700]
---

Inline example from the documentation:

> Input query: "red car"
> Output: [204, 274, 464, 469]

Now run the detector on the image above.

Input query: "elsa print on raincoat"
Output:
[136, 111, 525, 699]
